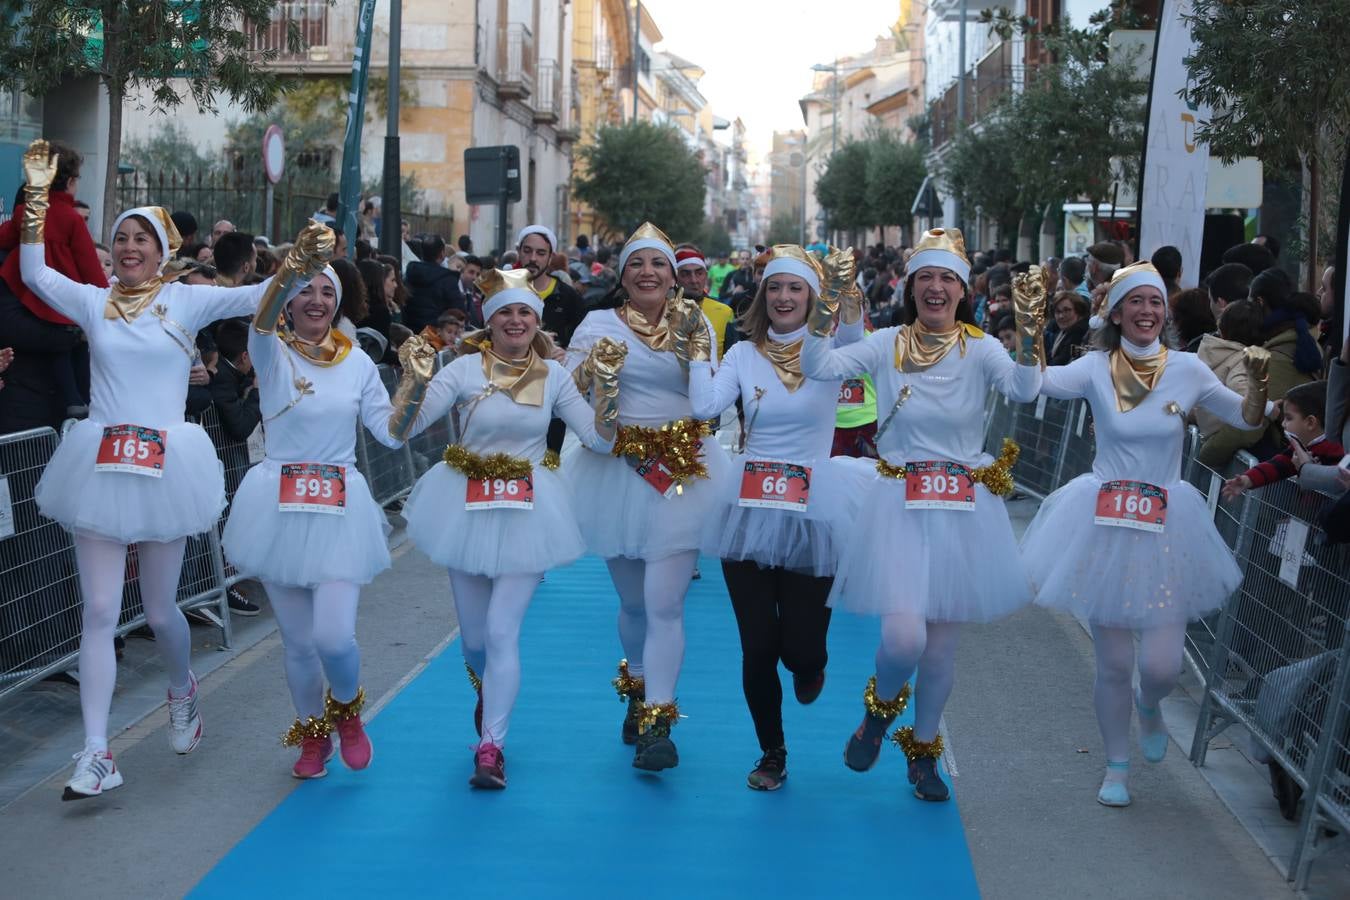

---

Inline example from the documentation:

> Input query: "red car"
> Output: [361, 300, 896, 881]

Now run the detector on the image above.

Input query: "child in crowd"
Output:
[420, 307, 466, 355]
[995, 314, 1017, 356]
[1223, 381, 1344, 499]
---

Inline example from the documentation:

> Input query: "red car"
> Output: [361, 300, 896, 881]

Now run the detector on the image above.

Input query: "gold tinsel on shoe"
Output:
[874, 438, 1020, 498]
[442, 444, 533, 480]
[465, 661, 482, 693]
[281, 715, 331, 747]
[862, 675, 912, 719]
[324, 686, 367, 723]
[611, 418, 714, 486]
[892, 725, 945, 760]
[541, 449, 561, 470]
[613, 658, 645, 701]
[637, 701, 680, 734]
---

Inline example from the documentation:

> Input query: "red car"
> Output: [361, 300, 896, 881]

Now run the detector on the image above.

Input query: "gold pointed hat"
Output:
[1092, 261, 1168, 328]
[476, 267, 544, 320]
[619, 221, 677, 271]
[762, 244, 824, 293]
[906, 227, 971, 285]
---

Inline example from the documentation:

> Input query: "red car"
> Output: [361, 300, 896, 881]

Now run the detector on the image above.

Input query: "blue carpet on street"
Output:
[193, 555, 980, 899]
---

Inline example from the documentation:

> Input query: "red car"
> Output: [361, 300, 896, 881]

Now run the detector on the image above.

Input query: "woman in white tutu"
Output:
[687, 244, 865, 791]
[391, 268, 626, 788]
[564, 221, 731, 771]
[15, 139, 325, 799]
[222, 259, 413, 780]
[799, 228, 1045, 801]
[1021, 261, 1272, 807]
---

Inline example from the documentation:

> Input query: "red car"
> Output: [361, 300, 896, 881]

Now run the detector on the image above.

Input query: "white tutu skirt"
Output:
[829, 475, 1031, 621]
[1023, 473, 1241, 628]
[564, 438, 733, 561]
[221, 459, 391, 588]
[704, 454, 874, 576]
[404, 463, 584, 576]
[36, 418, 224, 543]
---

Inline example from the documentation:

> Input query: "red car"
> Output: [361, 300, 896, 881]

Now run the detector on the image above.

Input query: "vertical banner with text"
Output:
[1137, 0, 1209, 288]
[337, 0, 378, 258]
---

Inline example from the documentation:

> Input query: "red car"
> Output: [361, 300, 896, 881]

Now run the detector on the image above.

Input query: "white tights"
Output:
[264, 581, 363, 721]
[605, 551, 698, 705]
[873, 613, 962, 742]
[75, 534, 191, 748]
[448, 570, 540, 746]
[1091, 623, 1187, 762]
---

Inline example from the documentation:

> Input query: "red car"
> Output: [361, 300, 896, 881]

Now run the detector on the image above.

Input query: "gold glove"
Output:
[824, 245, 864, 325]
[667, 289, 711, 366]
[1241, 346, 1271, 427]
[807, 279, 840, 338]
[254, 219, 338, 334]
[587, 337, 628, 438]
[388, 335, 439, 440]
[21, 139, 57, 244]
[1012, 265, 1050, 368]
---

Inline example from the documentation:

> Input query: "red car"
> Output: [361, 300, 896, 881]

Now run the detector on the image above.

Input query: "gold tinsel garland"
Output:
[324, 686, 366, 723]
[465, 661, 482, 693]
[542, 449, 561, 470]
[613, 658, 645, 701]
[442, 443, 533, 480]
[612, 418, 714, 485]
[863, 675, 912, 719]
[873, 438, 1021, 498]
[637, 700, 680, 734]
[281, 715, 331, 747]
[891, 725, 945, 760]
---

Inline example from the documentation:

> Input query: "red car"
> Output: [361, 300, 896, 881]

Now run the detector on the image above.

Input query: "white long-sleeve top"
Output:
[1041, 343, 1258, 486]
[689, 320, 864, 461]
[407, 352, 612, 459]
[20, 243, 269, 430]
[565, 307, 718, 427]
[249, 328, 402, 465]
[801, 325, 1041, 468]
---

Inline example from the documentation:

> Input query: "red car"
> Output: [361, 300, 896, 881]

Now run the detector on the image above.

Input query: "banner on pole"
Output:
[336, 0, 378, 258]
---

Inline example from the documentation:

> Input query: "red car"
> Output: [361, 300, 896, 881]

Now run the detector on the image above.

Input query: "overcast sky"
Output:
[642, 0, 901, 155]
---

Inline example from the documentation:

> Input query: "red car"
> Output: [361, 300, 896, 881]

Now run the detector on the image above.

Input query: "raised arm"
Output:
[358, 358, 405, 449]
[392, 349, 472, 440]
[252, 221, 337, 336]
[981, 335, 1042, 402]
[1039, 353, 1096, 400]
[689, 342, 743, 420]
[17, 141, 104, 328]
[1195, 348, 1271, 431]
[553, 348, 621, 454]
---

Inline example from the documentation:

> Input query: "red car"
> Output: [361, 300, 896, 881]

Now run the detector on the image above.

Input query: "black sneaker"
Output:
[227, 587, 261, 617]
[793, 670, 825, 705]
[633, 720, 678, 771]
[908, 756, 950, 802]
[621, 695, 642, 746]
[747, 747, 787, 791]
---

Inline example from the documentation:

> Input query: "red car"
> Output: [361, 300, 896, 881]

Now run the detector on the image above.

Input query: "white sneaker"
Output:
[167, 674, 202, 754]
[62, 749, 123, 801]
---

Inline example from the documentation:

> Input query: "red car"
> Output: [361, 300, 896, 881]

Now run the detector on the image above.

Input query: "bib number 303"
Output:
[465, 476, 534, 511]
[1094, 480, 1167, 532]
[278, 463, 347, 515]
[904, 461, 975, 511]
[95, 424, 167, 477]
[738, 460, 811, 511]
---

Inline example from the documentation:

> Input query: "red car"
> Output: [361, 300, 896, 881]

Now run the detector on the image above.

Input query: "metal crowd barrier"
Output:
[984, 389, 1350, 889]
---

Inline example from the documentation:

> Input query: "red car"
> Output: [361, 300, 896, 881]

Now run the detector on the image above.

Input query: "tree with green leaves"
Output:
[573, 121, 707, 241]
[0, 1, 302, 235]
[814, 139, 873, 238]
[941, 113, 1025, 247]
[1185, 0, 1350, 283]
[766, 212, 800, 246]
[864, 129, 926, 243]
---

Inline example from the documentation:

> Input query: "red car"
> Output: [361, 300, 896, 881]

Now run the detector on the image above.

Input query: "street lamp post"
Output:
[630, 0, 641, 122]
[811, 61, 839, 244]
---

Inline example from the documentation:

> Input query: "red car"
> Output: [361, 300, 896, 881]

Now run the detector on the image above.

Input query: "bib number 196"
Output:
[465, 476, 534, 510]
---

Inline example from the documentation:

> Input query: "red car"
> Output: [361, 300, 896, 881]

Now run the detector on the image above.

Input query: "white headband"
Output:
[111, 208, 170, 272]
[286, 264, 343, 305]
[906, 249, 971, 286]
[482, 288, 544, 322]
[619, 238, 677, 273]
[1089, 268, 1168, 329]
[675, 256, 707, 271]
[515, 225, 557, 253]
[762, 258, 820, 295]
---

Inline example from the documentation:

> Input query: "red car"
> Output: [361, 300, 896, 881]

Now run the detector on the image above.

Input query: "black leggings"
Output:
[721, 559, 833, 752]
[546, 417, 566, 454]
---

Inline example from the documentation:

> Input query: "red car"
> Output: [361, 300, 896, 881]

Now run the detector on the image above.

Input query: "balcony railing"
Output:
[534, 60, 562, 124]
[497, 23, 535, 100]
[248, 0, 328, 61]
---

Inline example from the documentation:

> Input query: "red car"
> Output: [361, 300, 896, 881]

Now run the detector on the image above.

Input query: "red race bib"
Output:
[904, 461, 975, 510]
[627, 455, 679, 498]
[838, 378, 866, 407]
[278, 463, 347, 515]
[1094, 480, 1167, 532]
[465, 476, 534, 510]
[95, 424, 166, 477]
[738, 460, 811, 511]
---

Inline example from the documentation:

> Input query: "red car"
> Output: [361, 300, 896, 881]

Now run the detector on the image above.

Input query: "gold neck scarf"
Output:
[104, 278, 167, 322]
[756, 337, 805, 392]
[279, 326, 353, 368]
[1109, 345, 1168, 413]
[481, 346, 548, 406]
[619, 301, 672, 353]
[894, 321, 982, 372]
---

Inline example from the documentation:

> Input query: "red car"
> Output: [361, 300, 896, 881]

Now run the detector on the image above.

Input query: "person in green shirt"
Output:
[709, 252, 738, 300]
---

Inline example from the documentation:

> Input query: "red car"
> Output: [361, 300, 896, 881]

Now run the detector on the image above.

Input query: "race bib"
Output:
[465, 476, 534, 511]
[627, 454, 679, 498]
[1094, 480, 1167, 532]
[738, 460, 811, 512]
[95, 424, 166, 477]
[278, 463, 347, 515]
[904, 460, 975, 510]
[838, 378, 866, 407]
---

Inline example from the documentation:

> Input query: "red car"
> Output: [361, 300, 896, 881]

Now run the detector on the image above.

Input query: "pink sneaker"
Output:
[292, 736, 335, 779]
[334, 714, 373, 770]
[468, 743, 506, 789]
